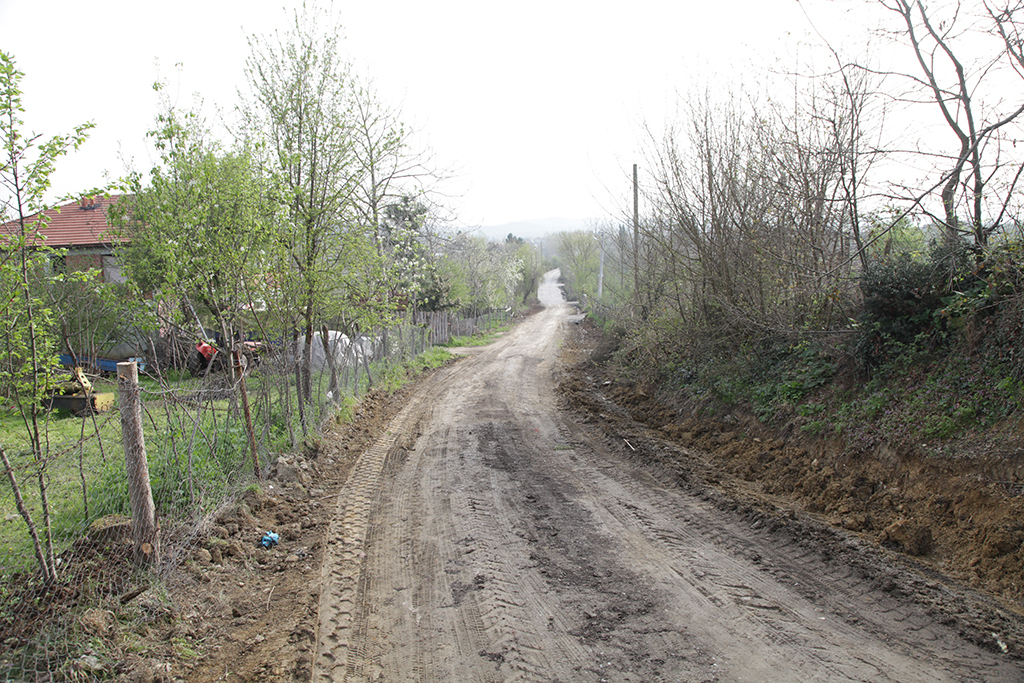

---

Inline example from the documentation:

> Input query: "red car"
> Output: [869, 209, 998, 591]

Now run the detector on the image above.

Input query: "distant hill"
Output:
[478, 217, 597, 241]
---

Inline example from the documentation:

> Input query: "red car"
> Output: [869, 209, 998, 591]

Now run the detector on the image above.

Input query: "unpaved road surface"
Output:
[313, 271, 1023, 683]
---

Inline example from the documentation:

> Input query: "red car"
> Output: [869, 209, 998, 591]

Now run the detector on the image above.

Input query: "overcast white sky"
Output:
[0, 0, 869, 229]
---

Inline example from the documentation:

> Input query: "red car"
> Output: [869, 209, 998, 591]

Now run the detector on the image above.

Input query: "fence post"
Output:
[117, 361, 160, 567]
[233, 348, 261, 479]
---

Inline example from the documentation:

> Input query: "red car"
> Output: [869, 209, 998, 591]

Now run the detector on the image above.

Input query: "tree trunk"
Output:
[320, 323, 340, 400]
[233, 348, 261, 479]
[0, 446, 55, 582]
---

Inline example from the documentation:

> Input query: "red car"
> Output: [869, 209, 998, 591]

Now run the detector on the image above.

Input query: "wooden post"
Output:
[233, 348, 261, 479]
[117, 362, 160, 567]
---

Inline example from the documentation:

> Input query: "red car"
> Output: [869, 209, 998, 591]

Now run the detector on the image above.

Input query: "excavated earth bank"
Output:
[562, 319, 1024, 615]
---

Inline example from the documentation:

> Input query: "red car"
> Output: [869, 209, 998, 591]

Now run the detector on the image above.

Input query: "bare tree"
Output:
[879, 0, 1024, 245]
[349, 81, 444, 253]
[632, 70, 876, 358]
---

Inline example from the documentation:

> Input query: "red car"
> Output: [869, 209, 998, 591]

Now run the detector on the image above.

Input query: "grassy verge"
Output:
[1, 344, 462, 575]
[443, 319, 514, 348]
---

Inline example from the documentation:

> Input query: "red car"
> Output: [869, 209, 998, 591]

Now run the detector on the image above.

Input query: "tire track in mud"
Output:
[337, 369, 615, 681]
[490, 432, 946, 682]
[467, 420, 718, 683]
[596, 422, 1024, 675]
[312, 383, 433, 683]
[451, 421, 616, 682]
[548, 425, 1020, 681]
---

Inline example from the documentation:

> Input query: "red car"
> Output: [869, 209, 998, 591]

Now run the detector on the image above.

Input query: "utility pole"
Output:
[633, 163, 640, 315]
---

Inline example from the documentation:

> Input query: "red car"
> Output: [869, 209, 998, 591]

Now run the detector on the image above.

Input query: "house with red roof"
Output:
[0, 194, 125, 282]
[0, 194, 153, 364]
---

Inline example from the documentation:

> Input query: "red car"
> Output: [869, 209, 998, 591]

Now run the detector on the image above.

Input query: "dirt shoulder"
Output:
[115, 317, 537, 683]
[557, 318, 1024, 626]
[110, 377, 430, 683]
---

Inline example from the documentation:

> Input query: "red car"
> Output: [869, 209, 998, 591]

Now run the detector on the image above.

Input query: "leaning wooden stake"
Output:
[233, 348, 261, 479]
[0, 445, 52, 580]
[117, 361, 160, 567]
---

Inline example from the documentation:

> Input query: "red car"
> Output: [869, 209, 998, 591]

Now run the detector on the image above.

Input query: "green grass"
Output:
[0, 394, 261, 574]
[825, 353, 1023, 450]
[0, 405, 123, 572]
[444, 320, 514, 348]
[627, 321, 1023, 457]
[445, 333, 497, 347]
[1, 345, 463, 576]
[0, 369, 279, 576]
[377, 347, 456, 393]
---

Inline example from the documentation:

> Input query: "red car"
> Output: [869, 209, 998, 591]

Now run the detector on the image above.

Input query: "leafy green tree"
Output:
[0, 50, 94, 582]
[552, 230, 600, 301]
[377, 195, 452, 311]
[509, 235, 544, 306]
[445, 235, 494, 316]
[435, 233, 534, 317]
[493, 240, 526, 310]
[243, 5, 389, 411]
[111, 97, 273, 365]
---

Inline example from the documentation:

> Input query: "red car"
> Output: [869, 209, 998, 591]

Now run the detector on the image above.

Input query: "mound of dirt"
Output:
[152, 383, 426, 683]
[558, 317, 1024, 614]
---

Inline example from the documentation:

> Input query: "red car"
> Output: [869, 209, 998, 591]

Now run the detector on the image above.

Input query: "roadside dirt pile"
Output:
[111, 384, 417, 683]
[559, 317, 1024, 614]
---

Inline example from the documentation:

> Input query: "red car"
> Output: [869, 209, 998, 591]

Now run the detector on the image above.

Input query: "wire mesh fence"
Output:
[0, 310, 508, 681]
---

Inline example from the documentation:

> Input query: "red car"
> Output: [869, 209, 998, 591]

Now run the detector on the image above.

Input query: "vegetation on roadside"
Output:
[375, 346, 455, 394]
[443, 318, 515, 348]
[560, 231, 1024, 460]
[549, 1, 1024, 459]
[1, 0, 545, 576]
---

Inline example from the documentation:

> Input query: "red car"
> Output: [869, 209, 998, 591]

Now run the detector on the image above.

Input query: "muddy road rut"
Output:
[312, 271, 1023, 683]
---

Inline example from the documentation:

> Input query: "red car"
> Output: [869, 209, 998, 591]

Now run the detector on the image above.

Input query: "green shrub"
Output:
[857, 240, 978, 368]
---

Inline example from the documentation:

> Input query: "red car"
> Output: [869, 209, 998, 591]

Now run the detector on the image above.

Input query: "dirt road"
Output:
[313, 270, 1023, 683]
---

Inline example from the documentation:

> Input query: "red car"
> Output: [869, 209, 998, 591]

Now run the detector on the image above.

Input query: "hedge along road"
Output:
[312, 270, 1022, 683]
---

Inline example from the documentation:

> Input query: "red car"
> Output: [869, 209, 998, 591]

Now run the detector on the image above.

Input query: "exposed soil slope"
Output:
[567, 322, 1024, 613]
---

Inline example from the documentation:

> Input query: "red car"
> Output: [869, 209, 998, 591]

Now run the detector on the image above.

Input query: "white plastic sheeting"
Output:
[295, 331, 373, 371]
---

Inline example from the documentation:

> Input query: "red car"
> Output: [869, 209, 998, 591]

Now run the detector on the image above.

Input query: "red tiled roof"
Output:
[1, 195, 124, 249]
